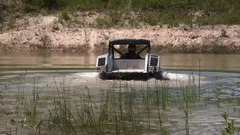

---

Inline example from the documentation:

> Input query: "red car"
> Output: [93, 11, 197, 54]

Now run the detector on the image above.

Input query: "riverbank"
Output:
[1, 15, 240, 53]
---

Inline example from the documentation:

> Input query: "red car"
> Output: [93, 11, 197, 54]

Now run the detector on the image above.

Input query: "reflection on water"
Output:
[162, 53, 240, 71]
[0, 52, 240, 71]
[0, 52, 97, 69]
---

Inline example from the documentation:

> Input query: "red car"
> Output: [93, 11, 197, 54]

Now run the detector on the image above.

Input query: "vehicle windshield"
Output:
[112, 44, 149, 59]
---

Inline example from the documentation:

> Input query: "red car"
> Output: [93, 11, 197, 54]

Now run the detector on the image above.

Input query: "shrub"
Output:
[59, 9, 70, 21]
[22, 0, 65, 12]
[20, 0, 240, 26]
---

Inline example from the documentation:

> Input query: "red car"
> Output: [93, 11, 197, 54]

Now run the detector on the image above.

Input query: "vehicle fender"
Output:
[148, 53, 161, 73]
[107, 54, 113, 72]
[144, 53, 150, 73]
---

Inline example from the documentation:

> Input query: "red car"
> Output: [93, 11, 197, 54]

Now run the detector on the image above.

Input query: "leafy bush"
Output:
[59, 9, 70, 21]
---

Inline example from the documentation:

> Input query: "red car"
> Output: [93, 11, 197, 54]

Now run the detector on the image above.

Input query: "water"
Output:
[0, 52, 240, 134]
[1, 52, 240, 71]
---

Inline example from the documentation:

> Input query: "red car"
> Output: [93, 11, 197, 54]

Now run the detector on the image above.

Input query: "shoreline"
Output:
[1, 15, 240, 53]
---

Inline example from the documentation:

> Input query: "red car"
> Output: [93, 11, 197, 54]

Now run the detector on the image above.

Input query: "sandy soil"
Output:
[1, 15, 240, 53]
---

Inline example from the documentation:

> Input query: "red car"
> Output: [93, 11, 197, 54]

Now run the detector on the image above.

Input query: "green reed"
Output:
[221, 113, 240, 135]
[172, 72, 199, 135]
[51, 78, 76, 135]
[154, 80, 162, 128]
[10, 72, 204, 135]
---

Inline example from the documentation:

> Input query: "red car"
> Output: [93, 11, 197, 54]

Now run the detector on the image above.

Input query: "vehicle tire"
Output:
[99, 72, 107, 80]
[154, 72, 163, 80]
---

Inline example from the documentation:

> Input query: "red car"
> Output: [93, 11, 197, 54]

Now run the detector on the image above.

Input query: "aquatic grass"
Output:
[26, 77, 40, 126]
[51, 86, 76, 134]
[221, 113, 240, 135]
[173, 72, 200, 135]
[144, 81, 151, 129]
[11, 75, 49, 134]
[154, 80, 162, 128]
[9, 72, 207, 135]
[20, 77, 39, 126]
[111, 80, 142, 134]
[160, 80, 169, 110]
[182, 85, 190, 135]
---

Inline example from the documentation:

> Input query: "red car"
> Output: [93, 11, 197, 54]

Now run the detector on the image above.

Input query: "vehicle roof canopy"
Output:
[108, 39, 151, 56]
[109, 39, 150, 45]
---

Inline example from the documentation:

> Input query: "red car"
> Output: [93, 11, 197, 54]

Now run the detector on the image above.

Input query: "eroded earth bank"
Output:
[1, 15, 240, 53]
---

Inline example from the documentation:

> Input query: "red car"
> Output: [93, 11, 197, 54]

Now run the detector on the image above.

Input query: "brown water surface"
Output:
[0, 52, 239, 71]
[0, 52, 240, 135]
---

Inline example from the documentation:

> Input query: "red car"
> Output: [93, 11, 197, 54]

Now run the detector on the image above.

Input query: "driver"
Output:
[120, 44, 142, 59]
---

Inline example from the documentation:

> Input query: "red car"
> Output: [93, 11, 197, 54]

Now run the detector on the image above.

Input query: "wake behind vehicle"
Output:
[96, 39, 163, 80]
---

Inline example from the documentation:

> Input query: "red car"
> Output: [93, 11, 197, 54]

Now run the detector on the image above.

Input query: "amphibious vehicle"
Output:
[96, 39, 163, 80]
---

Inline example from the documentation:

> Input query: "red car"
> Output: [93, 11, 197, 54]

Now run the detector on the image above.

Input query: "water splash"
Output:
[163, 72, 190, 81]
[74, 72, 99, 78]
[73, 71, 194, 81]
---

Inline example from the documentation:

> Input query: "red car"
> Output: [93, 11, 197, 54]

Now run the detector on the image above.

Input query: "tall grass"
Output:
[9, 73, 204, 134]
[221, 113, 240, 135]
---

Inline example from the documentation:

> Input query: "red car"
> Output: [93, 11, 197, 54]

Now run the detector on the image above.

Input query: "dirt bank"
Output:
[1, 15, 240, 53]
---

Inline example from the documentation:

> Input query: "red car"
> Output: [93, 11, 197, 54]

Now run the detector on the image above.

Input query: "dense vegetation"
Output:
[1, 0, 240, 27]
[23, 0, 240, 25]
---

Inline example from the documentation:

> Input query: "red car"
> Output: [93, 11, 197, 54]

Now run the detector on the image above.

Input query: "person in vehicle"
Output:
[120, 44, 142, 59]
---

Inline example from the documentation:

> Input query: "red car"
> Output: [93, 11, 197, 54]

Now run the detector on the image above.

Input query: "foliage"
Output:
[0, 16, 3, 27]
[0, 6, 3, 25]
[20, 0, 240, 25]
[221, 113, 240, 135]
[0, 2, 5, 27]
[59, 9, 70, 21]
[22, 0, 65, 12]
[75, 0, 106, 10]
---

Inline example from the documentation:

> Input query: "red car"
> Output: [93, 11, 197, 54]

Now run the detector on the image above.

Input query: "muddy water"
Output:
[0, 52, 240, 134]
[0, 52, 240, 71]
